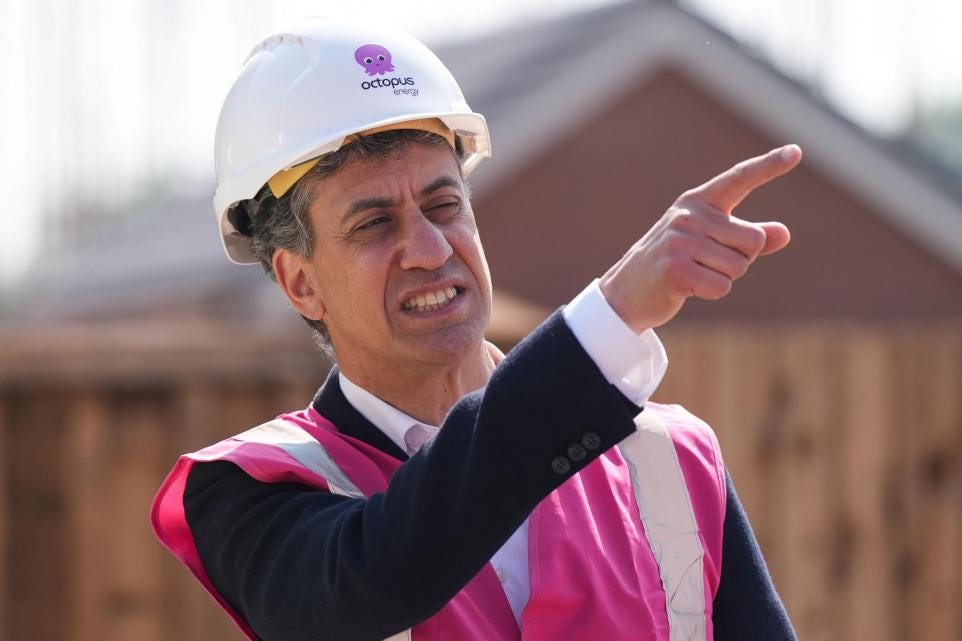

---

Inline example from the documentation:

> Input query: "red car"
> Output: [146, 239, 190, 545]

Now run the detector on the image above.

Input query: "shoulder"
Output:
[184, 459, 255, 501]
[642, 401, 715, 431]
[638, 401, 726, 499]
[183, 459, 321, 515]
[640, 402, 721, 449]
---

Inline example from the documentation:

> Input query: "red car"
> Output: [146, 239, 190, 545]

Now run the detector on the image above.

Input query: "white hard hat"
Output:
[213, 17, 491, 264]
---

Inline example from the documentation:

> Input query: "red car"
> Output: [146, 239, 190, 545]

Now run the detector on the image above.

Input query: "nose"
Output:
[399, 211, 453, 271]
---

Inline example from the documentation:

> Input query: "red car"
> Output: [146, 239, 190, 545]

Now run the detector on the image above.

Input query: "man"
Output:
[152, 18, 799, 641]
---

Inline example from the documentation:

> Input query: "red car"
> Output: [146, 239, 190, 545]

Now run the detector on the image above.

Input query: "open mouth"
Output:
[401, 286, 464, 313]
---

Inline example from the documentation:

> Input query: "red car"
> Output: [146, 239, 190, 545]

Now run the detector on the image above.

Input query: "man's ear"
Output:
[272, 248, 327, 322]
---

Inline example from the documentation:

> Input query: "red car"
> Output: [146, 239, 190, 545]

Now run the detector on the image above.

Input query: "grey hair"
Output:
[244, 129, 464, 358]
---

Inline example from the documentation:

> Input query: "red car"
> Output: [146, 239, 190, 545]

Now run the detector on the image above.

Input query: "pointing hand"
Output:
[599, 145, 802, 332]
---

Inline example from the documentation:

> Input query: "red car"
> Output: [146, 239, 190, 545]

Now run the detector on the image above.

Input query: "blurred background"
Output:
[1, 0, 961, 639]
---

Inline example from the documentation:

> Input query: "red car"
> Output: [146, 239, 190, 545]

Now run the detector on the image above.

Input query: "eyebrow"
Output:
[341, 175, 461, 224]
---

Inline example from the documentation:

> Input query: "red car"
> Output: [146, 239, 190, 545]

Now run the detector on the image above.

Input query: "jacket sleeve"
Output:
[712, 470, 798, 641]
[184, 311, 640, 641]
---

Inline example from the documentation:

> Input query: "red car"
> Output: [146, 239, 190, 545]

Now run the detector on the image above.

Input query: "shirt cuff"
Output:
[563, 279, 668, 407]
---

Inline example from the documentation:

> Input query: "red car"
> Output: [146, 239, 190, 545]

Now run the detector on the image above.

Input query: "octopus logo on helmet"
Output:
[354, 44, 395, 75]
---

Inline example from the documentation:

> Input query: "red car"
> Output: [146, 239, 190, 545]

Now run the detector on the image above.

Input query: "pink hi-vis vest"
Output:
[151, 402, 726, 641]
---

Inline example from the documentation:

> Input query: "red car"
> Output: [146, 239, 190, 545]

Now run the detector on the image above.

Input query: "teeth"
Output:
[403, 287, 460, 312]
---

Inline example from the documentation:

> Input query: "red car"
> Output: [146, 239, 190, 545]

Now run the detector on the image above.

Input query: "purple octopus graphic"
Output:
[354, 44, 395, 76]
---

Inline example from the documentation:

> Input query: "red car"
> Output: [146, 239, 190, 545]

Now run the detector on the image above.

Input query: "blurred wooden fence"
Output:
[0, 321, 960, 641]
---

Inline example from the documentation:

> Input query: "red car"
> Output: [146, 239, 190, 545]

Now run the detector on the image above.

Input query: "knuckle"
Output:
[667, 208, 694, 231]
[663, 229, 692, 254]
[730, 162, 746, 181]
[747, 226, 767, 254]
[732, 257, 750, 279]
[700, 277, 732, 300]
[726, 221, 766, 258]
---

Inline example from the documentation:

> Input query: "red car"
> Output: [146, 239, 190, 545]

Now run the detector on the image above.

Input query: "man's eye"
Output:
[429, 201, 460, 214]
[357, 216, 389, 231]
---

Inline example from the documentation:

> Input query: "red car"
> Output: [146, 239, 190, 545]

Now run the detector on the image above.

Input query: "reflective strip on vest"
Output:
[233, 420, 365, 498]
[618, 411, 707, 641]
[233, 420, 412, 641]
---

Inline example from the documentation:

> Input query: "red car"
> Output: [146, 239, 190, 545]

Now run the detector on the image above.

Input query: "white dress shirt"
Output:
[338, 278, 668, 625]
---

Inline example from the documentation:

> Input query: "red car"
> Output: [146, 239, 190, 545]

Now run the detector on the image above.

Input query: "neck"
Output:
[338, 341, 503, 426]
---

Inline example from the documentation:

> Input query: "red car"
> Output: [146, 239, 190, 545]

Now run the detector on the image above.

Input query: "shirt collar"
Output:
[338, 372, 439, 456]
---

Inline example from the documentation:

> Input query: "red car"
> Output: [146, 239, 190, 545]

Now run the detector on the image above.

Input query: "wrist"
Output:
[599, 271, 650, 334]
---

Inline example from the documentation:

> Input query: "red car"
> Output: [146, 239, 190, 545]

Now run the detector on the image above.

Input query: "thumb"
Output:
[757, 222, 791, 256]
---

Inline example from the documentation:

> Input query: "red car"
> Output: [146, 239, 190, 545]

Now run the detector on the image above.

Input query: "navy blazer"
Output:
[184, 311, 796, 640]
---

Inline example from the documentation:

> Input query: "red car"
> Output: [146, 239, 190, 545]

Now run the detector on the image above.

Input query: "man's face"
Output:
[303, 142, 492, 372]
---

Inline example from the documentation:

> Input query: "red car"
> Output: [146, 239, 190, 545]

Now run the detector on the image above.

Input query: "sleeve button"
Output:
[581, 432, 602, 451]
[567, 443, 587, 462]
[550, 456, 572, 475]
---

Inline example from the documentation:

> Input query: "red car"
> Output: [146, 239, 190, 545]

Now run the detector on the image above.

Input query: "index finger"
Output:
[688, 145, 802, 214]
